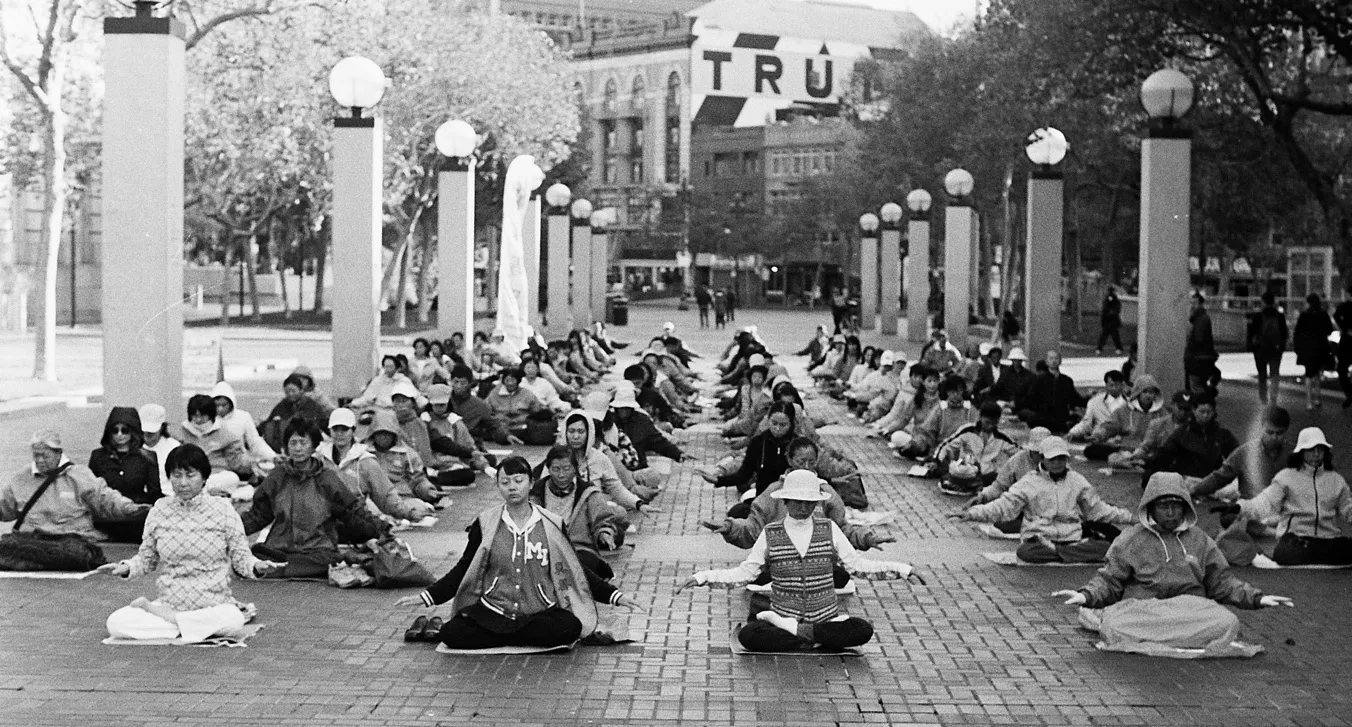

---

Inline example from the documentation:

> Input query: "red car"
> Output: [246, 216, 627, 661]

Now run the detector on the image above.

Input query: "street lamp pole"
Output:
[435, 119, 479, 342]
[879, 203, 903, 335]
[570, 199, 594, 329]
[101, 0, 186, 410]
[944, 169, 976, 350]
[1024, 127, 1068, 362]
[1138, 69, 1195, 395]
[906, 190, 933, 343]
[544, 184, 572, 338]
[858, 212, 880, 331]
[329, 56, 388, 399]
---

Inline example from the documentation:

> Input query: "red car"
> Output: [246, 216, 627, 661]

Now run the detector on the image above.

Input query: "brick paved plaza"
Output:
[1, 304, 1350, 726]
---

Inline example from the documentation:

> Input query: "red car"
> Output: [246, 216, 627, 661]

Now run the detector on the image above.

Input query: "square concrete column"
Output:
[858, 233, 877, 331]
[331, 117, 383, 399]
[522, 193, 541, 329]
[944, 205, 976, 350]
[906, 218, 931, 342]
[438, 163, 474, 342]
[1024, 171, 1064, 362]
[570, 221, 592, 329]
[590, 226, 609, 323]
[879, 227, 901, 335]
[544, 208, 571, 338]
[101, 11, 185, 411]
[1138, 134, 1192, 395]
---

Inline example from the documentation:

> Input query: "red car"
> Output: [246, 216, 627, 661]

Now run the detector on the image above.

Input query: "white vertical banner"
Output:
[495, 156, 545, 352]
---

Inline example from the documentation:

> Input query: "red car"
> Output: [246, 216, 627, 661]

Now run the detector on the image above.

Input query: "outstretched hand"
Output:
[598, 532, 616, 550]
[252, 560, 285, 577]
[1051, 589, 1087, 606]
[393, 594, 425, 608]
[696, 469, 718, 484]
[506, 435, 525, 446]
[872, 535, 897, 547]
[97, 561, 130, 577]
[947, 510, 973, 522]
[1259, 595, 1294, 608]
[700, 519, 730, 534]
[614, 594, 646, 613]
[675, 576, 701, 593]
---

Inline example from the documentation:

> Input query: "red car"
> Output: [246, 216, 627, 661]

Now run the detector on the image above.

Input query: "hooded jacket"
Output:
[211, 381, 276, 461]
[1093, 392, 1167, 448]
[716, 427, 794, 495]
[913, 402, 979, 453]
[179, 417, 253, 477]
[423, 409, 486, 470]
[529, 475, 623, 556]
[936, 423, 1018, 474]
[365, 411, 435, 502]
[967, 466, 1135, 543]
[484, 384, 546, 429]
[89, 406, 162, 504]
[240, 455, 385, 554]
[1078, 473, 1263, 610]
[1240, 463, 1352, 539]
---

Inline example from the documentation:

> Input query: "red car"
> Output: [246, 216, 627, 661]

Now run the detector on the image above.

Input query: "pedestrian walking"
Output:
[1185, 292, 1219, 393]
[1335, 285, 1352, 408]
[999, 309, 1021, 348]
[829, 287, 848, 334]
[1292, 293, 1334, 411]
[1247, 292, 1288, 404]
[695, 285, 712, 329]
[713, 290, 727, 329]
[1097, 287, 1123, 355]
[725, 287, 738, 322]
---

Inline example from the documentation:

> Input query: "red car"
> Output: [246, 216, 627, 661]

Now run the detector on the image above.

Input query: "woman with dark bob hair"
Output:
[240, 420, 388, 577]
[396, 456, 642, 649]
[99, 444, 284, 642]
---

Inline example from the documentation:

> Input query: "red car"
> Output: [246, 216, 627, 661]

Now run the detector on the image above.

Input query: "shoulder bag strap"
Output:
[13, 462, 73, 532]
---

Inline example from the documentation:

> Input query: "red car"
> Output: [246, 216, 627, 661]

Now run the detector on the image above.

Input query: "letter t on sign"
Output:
[755, 54, 783, 94]
[703, 50, 733, 91]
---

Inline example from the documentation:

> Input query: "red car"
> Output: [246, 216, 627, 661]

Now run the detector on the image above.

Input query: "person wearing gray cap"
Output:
[1, 429, 149, 568]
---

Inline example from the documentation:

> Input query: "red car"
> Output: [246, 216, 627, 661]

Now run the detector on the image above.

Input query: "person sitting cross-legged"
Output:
[1066, 370, 1128, 442]
[896, 375, 977, 462]
[1188, 406, 1291, 565]
[963, 427, 1052, 535]
[1015, 351, 1086, 433]
[530, 446, 627, 581]
[1052, 472, 1293, 656]
[935, 401, 1018, 496]
[1082, 375, 1166, 463]
[951, 436, 1135, 564]
[679, 470, 923, 653]
[394, 456, 643, 649]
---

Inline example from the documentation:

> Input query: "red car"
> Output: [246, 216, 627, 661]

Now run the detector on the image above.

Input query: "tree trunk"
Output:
[415, 221, 436, 324]
[277, 216, 291, 321]
[312, 216, 328, 313]
[33, 67, 66, 381]
[219, 233, 233, 328]
[394, 234, 410, 329]
[1069, 194, 1083, 334]
[245, 230, 261, 322]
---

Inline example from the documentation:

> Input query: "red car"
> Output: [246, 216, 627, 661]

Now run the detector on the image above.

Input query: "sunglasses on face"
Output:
[112, 425, 132, 434]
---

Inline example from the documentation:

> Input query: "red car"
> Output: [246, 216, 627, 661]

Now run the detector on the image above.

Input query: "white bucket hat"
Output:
[1038, 436, 1071, 459]
[770, 469, 830, 501]
[138, 404, 167, 432]
[611, 382, 640, 410]
[1002, 347, 1028, 365]
[1293, 427, 1332, 453]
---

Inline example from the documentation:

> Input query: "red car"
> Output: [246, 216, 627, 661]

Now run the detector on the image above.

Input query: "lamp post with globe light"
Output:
[906, 189, 933, 342]
[858, 213, 880, 331]
[590, 210, 611, 324]
[570, 199, 594, 329]
[943, 169, 976, 349]
[1138, 69, 1195, 395]
[1024, 127, 1067, 361]
[544, 183, 572, 337]
[435, 119, 479, 342]
[879, 203, 903, 335]
[101, 0, 187, 409]
[329, 56, 389, 398]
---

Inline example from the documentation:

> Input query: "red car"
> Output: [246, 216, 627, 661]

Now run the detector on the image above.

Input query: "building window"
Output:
[631, 119, 645, 183]
[704, 160, 711, 177]
[742, 151, 760, 174]
[713, 153, 735, 178]
[666, 72, 681, 112]
[631, 74, 646, 102]
[665, 118, 680, 182]
[603, 78, 617, 113]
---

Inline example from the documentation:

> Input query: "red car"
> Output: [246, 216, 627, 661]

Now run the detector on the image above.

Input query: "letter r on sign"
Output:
[755, 54, 783, 94]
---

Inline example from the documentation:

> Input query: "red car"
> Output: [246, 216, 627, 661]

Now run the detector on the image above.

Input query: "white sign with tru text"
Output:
[691, 45, 858, 104]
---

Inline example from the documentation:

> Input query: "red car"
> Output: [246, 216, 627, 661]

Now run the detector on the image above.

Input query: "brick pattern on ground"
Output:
[2, 306, 1351, 726]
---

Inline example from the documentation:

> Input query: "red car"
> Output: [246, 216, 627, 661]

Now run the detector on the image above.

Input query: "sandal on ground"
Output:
[422, 617, 444, 641]
[404, 615, 428, 642]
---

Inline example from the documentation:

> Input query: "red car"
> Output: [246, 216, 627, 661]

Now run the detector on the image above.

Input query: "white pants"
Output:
[106, 602, 245, 643]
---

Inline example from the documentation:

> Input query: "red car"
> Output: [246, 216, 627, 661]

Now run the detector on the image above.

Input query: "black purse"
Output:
[0, 464, 108, 572]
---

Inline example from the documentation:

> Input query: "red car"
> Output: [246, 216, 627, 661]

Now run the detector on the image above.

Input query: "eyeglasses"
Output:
[112, 425, 132, 434]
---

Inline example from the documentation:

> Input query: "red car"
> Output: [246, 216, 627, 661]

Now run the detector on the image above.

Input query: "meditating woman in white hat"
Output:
[679, 470, 923, 652]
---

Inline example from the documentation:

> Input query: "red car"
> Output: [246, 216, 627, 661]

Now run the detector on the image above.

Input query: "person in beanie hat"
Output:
[680, 470, 924, 652]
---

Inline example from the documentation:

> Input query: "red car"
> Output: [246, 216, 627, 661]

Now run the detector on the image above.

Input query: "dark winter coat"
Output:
[88, 406, 162, 505]
[1145, 419, 1239, 480]
[716, 429, 794, 495]
[1292, 307, 1334, 369]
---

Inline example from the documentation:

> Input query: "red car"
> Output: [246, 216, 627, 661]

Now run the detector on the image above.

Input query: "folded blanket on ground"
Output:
[102, 623, 264, 648]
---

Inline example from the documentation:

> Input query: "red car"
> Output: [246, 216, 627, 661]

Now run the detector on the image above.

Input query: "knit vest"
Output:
[765, 518, 839, 624]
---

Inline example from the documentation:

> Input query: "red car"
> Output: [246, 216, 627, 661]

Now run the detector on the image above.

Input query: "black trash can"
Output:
[608, 295, 629, 326]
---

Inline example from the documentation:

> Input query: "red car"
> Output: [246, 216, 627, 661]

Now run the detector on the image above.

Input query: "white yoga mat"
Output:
[436, 641, 576, 655]
[102, 623, 264, 648]
[0, 569, 98, 579]
[982, 552, 1100, 567]
[1251, 554, 1352, 570]
[975, 524, 1021, 541]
